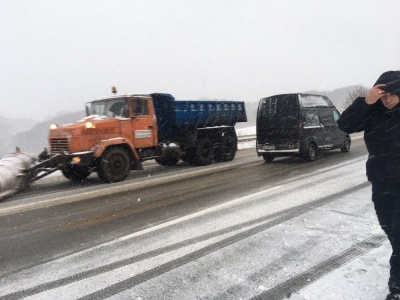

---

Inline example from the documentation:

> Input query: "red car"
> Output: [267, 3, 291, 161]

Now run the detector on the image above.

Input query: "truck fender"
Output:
[93, 138, 140, 161]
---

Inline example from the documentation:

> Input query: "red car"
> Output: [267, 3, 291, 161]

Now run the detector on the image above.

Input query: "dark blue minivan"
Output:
[256, 93, 351, 162]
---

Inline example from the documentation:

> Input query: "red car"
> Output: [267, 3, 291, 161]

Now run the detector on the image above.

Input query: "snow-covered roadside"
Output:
[290, 241, 390, 300]
[236, 125, 256, 150]
[236, 126, 388, 299]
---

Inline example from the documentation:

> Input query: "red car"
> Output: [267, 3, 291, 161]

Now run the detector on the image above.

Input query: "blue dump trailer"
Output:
[149, 93, 247, 166]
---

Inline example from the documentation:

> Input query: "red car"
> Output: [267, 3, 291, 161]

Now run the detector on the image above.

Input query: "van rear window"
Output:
[258, 95, 298, 126]
[299, 95, 330, 108]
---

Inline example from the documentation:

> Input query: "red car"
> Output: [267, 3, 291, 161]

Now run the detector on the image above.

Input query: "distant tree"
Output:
[342, 85, 369, 110]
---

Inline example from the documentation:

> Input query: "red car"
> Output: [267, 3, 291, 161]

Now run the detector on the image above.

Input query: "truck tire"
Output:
[62, 165, 91, 182]
[214, 133, 237, 162]
[97, 147, 131, 183]
[181, 148, 196, 164]
[155, 147, 180, 166]
[193, 137, 214, 166]
[155, 156, 179, 166]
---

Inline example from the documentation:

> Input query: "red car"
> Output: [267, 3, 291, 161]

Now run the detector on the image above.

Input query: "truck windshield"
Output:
[86, 98, 129, 118]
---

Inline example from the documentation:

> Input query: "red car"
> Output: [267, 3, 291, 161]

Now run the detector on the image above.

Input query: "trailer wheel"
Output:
[193, 137, 214, 166]
[214, 133, 237, 162]
[62, 165, 91, 182]
[98, 147, 131, 183]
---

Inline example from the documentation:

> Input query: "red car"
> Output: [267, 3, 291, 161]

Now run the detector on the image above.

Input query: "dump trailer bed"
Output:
[150, 93, 247, 141]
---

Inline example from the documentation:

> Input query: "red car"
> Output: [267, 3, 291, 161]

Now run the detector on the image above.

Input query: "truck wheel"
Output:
[214, 133, 237, 162]
[305, 143, 317, 162]
[156, 147, 180, 166]
[155, 156, 179, 166]
[340, 137, 351, 153]
[62, 165, 91, 182]
[181, 148, 196, 164]
[193, 137, 214, 166]
[262, 153, 275, 162]
[98, 147, 131, 183]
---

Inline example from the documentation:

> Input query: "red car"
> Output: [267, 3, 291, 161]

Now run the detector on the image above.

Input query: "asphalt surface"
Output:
[0, 138, 374, 299]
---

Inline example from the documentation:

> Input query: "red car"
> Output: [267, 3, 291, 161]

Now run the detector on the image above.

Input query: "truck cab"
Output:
[49, 95, 158, 183]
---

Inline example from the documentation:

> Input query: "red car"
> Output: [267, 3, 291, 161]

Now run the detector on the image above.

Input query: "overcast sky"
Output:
[1, 0, 400, 120]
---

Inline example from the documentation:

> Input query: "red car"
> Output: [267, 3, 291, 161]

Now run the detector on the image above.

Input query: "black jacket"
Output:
[338, 97, 400, 182]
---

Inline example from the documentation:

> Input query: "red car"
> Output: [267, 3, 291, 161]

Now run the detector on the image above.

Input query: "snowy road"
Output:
[0, 138, 388, 299]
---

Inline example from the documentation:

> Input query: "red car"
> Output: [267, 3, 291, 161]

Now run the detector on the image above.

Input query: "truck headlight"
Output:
[72, 156, 81, 164]
[85, 121, 95, 129]
[50, 124, 58, 130]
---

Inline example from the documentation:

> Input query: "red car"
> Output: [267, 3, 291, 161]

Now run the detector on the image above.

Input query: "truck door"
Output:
[130, 97, 158, 148]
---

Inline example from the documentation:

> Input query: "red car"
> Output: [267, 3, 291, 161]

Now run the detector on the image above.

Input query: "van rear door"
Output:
[257, 94, 299, 146]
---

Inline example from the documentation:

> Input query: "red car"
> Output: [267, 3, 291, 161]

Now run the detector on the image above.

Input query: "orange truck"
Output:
[39, 93, 247, 183]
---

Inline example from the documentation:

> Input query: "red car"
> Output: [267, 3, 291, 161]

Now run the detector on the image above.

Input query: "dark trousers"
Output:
[372, 181, 400, 293]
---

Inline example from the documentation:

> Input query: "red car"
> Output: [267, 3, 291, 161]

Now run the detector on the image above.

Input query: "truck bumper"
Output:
[67, 151, 94, 166]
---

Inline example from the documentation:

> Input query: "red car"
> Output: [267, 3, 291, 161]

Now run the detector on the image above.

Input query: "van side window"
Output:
[304, 110, 320, 127]
[132, 99, 149, 115]
[319, 110, 335, 126]
[299, 95, 329, 107]
[332, 110, 340, 122]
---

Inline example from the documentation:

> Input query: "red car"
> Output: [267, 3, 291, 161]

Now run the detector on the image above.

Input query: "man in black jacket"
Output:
[338, 70, 400, 300]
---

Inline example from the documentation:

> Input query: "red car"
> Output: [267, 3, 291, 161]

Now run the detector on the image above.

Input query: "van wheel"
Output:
[98, 147, 131, 183]
[262, 153, 275, 162]
[305, 143, 317, 162]
[193, 137, 214, 166]
[340, 138, 351, 153]
[62, 165, 91, 182]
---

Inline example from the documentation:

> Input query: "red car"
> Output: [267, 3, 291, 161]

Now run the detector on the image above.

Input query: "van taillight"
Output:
[298, 123, 303, 135]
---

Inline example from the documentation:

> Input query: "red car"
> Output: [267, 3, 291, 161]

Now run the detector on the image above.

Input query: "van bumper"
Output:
[256, 142, 300, 156]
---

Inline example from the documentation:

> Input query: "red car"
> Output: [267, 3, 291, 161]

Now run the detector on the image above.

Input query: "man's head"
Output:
[374, 71, 400, 109]
[374, 71, 400, 87]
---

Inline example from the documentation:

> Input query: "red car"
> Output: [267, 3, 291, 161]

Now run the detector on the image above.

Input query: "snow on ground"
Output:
[236, 125, 256, 137]
[236, 125, 256, 150]
[290, 241, 391, 300]
[4, 127, 389, 299]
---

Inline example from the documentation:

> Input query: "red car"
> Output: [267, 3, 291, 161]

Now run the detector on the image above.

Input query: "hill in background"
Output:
[0, 111, 84, 157]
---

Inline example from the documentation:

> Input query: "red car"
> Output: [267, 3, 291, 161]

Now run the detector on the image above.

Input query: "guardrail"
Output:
[237, 134, 256, 142]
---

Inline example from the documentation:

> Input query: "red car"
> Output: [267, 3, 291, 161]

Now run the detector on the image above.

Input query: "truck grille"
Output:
[50, 137, 70, 153]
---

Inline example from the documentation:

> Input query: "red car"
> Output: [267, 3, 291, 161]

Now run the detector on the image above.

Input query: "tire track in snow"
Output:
[249, 234, 386, 300]
[76, 183, 370, 300]
[0, 181, 369, 300]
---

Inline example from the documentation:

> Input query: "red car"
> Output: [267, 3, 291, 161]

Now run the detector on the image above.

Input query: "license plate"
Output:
[262, 145, 276, 150]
